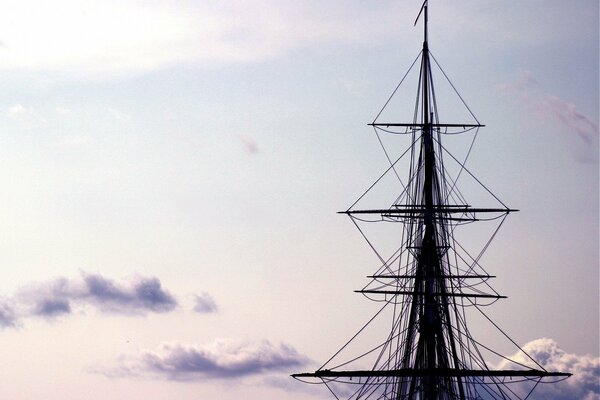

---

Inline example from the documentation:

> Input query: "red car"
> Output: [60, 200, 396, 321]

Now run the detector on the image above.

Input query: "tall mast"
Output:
[292, 2, 571, 399]
[410, 2, 467, 397]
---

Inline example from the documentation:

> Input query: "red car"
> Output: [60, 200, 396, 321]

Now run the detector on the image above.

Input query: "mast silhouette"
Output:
[293, 2, 570, 399]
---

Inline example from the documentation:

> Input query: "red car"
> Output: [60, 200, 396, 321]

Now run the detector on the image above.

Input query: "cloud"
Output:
[34, 298, 71, 317]
[0, 2, 594, 81]
[18, 277, 73, 318]
[239, 135, 259, 154]
[497, 338, 600, 400]
[6, 104, 45, 128]
[80, 273, 177, 314]
[193, 292, 218, 314]
[0, 297, 18, 328]
[497, 70, 599, 161]
[0, 1, 415, 79]
[0, 272, 179, 326]
[538, 95, 598, 146]
[98, 339, 310, 382]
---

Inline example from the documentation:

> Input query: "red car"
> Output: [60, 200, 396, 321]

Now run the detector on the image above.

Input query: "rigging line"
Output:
[447, 254, 471, 367]
[473, 214, 508, 266]
[391, 162, 424, 206]
[347, 135, 422, 211]
[322, 379, 341, 400]
[462, 331, 540, 371]
[374, 324, 412, 371]
[476, 376, 513, 400]
[350, 215, 384, 223]
[491, 373, 523, 400]
[380, 314, 411, 368]
[443, 127, 480, 204]
[374, 126, 414, 135]
[429, 51, 481, 124]
[537, 376, 571, 384]
[439, 126, 478, 135]
[433, 136, 510, 209]
[457, 214, 508, 296]
[451, 327, 516, 399]
[394, 214, 408, 286]
[450, 242, 490, 279]
[374, 126, 406, 188]
[371, 246, 407, 277]
[435, 155, 471, 209]
[451, 225, 497, 273]
[471, 301, 546, 371]
[452, 319, 480, 368]
[318, 300, 393, 370]
[429, 59, 441, 130]
[328, 325, 410, 370]
[373, 51, 423, 123]
[406, 58, 423, 206]
[365, 252, 412, 291]
[350, 216, 394, 275]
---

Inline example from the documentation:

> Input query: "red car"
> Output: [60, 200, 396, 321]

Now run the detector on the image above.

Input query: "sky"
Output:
[0, 1, 597, 399]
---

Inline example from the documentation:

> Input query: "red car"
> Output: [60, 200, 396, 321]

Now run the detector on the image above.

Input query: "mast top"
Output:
[414, 0, 429, 45]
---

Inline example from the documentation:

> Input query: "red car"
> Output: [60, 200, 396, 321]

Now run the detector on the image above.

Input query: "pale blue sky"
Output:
[0, 1, 597, 399]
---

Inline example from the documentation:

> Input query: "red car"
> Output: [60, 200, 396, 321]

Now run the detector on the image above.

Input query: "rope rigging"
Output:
[293, 1, 570, 398]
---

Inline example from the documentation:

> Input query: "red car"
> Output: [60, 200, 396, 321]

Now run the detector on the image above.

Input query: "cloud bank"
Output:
[99, 339, 310, 382]
[0, 272, 179, 327]
[497, 338, 600, 400]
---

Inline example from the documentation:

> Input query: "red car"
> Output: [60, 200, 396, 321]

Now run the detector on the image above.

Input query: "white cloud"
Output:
[0, 1, 415, 79]
[0, 1, 193, 77]
[497, 338, 600, 400]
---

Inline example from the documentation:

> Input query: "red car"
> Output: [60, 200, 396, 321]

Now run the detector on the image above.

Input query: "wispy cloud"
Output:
[0, 272, 179, 327]
[193, 292, 218, 314]
[97, 339, 310, 382]
[538, 95, 598, 146]
[497, 338, 600, 400]
[497, 70, 599, 162]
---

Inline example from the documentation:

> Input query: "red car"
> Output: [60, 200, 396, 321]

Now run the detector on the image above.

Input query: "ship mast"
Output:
[407, 2, 466, 397]
[292, 1, 570, 399]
